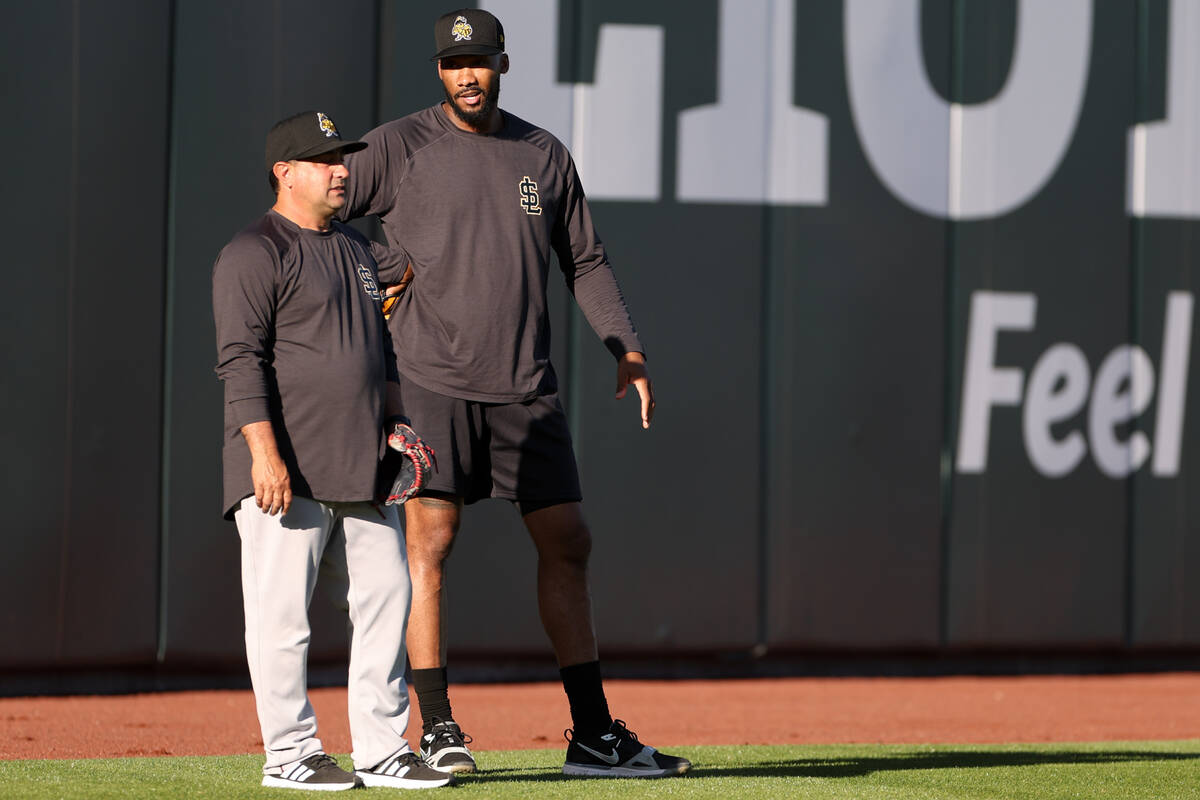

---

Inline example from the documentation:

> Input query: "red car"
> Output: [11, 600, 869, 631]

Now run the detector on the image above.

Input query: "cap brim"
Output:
[271, 140, 367, 170]
[431, 44, 504, 61]
[294, 139, 367, 160]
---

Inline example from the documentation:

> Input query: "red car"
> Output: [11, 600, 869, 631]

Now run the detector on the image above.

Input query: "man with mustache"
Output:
[213, 111, 450, 791]
[340, 8, 690, 780]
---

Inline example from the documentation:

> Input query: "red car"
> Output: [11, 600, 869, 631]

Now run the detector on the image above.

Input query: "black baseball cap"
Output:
[264, 110, 366, 172]
[431, 8, 505, 61]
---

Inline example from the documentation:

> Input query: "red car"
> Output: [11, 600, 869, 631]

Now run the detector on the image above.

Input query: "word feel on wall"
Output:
[958, 291, 1193, 479]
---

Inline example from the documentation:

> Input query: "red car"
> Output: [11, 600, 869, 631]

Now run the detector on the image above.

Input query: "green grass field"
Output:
[4, 742, 1199, 799]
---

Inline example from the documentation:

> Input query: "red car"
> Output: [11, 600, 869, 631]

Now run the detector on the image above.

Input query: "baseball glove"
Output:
[378, 420, 437, 505]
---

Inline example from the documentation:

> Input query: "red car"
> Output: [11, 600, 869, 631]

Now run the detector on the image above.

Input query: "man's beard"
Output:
[445, 81, 500, 128]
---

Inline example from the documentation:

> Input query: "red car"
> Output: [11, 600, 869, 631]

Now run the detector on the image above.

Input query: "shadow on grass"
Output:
[697, 749, 1200, 780]
[461, 749, 1200, 784]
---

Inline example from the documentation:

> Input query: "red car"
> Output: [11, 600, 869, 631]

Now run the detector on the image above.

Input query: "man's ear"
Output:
[272, 161, 291, 189]
[499, 53, 510, 74]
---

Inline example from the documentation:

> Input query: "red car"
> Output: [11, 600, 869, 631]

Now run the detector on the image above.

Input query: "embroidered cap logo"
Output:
[317, 112, 338, 138]
[451, 15, 473, 42]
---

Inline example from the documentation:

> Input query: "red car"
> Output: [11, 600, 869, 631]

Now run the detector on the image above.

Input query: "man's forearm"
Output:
[572, 265, 643, 359]
[240, 420, 281, 460]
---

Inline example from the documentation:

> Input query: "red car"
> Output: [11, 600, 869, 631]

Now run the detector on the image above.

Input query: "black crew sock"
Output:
[411, 667, 454, 734]
[560, 660, 613, 737]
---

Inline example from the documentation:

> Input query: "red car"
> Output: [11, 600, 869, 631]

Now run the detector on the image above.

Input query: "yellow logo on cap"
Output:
[317, 112, 338, 138]
[451, 15, 473, 42]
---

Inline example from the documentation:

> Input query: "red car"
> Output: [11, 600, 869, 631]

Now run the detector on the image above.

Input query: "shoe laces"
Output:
[427, 717, 473, 746]
[564, 719, 638, 745]
[395, 751, 425, 768]
[610, 719, 639, 744]
[302, 753, 340, 770]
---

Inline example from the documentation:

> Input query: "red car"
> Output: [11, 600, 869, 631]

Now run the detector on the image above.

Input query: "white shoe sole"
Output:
[261, 775, 359, 791]
[355, 770, 452, 789]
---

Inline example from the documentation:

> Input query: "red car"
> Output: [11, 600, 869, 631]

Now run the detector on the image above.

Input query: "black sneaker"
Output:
[563, 719, 692, 778]
[261, 752, 363, 791]
[419, 718, 477, 774]
[355, 750, 452, 789]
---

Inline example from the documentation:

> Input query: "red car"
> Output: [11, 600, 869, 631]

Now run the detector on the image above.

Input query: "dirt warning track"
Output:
[2, 673, 1198, 760]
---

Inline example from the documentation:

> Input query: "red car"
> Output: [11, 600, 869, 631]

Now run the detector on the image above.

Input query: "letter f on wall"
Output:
[957, 292, 1037, 472]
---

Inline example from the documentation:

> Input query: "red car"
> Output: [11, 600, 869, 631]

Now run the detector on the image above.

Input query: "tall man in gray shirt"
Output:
[341, 9, 690, 779]
[213, 111, 450, 792]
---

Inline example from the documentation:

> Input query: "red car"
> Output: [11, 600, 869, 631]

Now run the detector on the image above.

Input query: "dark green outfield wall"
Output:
[5, 0, 1200, 670]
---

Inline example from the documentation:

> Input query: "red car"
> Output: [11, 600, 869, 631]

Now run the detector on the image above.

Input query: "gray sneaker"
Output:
[261, 752, 363, 791]
[356, 750, 453, 789]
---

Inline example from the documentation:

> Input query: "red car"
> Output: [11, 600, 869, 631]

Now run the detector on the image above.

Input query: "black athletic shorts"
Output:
[395, 370, 583, 514]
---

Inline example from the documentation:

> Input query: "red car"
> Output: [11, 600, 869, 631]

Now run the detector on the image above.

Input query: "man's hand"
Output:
[381, 264, 414, 319]
[615, 351, 655, 429]
[241, 420, 292, 515]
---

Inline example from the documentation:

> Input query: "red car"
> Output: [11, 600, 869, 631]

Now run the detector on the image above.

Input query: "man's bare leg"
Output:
[404, 495, 462, 669]
[522, 501, 599, 667]
[522, 501, 615, 739]
[403, 495, 476, 774]
[524, 503, 692, 777]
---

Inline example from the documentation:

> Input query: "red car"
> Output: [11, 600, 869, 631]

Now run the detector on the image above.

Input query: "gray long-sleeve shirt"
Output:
[212, 210, 397, 518]
[341, 104, 642, 403]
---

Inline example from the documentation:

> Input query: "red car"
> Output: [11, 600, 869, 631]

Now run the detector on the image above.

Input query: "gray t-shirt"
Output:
[341, 104, 643, 403]
[212, 210, 397, 518]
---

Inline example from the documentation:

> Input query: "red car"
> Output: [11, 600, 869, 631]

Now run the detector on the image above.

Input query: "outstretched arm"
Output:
[549, 150, 650, 428]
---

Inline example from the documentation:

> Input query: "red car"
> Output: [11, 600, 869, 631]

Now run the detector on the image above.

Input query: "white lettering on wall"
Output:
[844, 0, 1091, 219]
[487, 1, 1200, 220]
[482, 0, 663, 200]
[1153, 292, 1193, 474]
[957, 292, 1037, 472]
[958, 290, 1193, 478]
[572, 24, 663, 201]
[676, 0, 828, 204]
[1088, 345, 1155, 478]
[1128, 0, 1200, 218]
[1023, 343, 1090, 477]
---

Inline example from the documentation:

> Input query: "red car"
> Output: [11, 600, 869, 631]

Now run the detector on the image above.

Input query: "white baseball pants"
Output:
[235, 496, 413, 772]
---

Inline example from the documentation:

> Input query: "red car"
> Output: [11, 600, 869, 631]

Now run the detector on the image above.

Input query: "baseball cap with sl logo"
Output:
[431, 8, 505, 61]
[264, 110, 366, 173]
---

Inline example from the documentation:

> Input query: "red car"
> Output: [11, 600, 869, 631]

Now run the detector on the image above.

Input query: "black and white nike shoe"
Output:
[419, 718, 477, 774]
[562, 719, 692, 778]
[261, 752, 363, 791]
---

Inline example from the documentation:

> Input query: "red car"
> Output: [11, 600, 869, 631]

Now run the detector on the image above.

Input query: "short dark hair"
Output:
[268, 169, 279, 194]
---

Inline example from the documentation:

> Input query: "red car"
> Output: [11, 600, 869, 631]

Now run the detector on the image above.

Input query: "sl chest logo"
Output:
[356, 263, 382, 301]
[519, 176, 542, 215]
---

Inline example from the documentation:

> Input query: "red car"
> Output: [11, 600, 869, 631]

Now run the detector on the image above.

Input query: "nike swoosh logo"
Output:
[577, 743, 620, 765]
